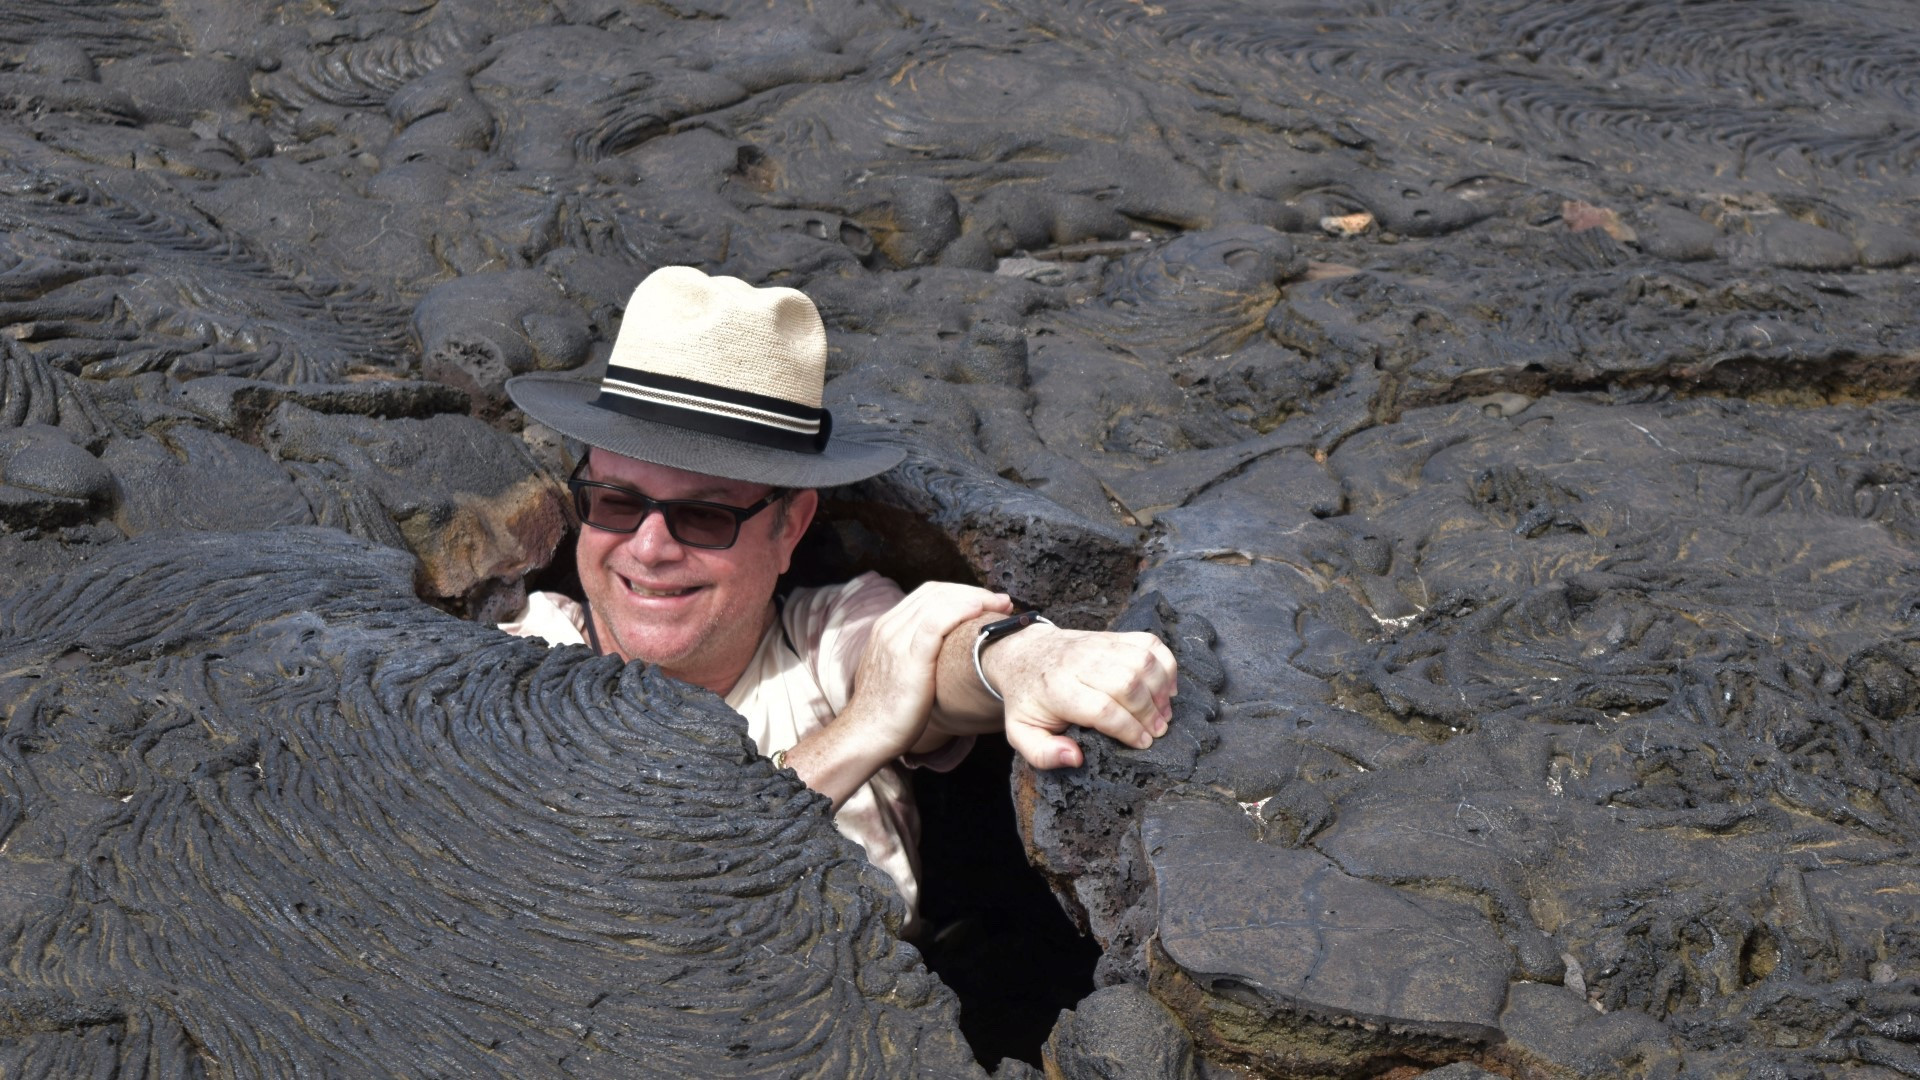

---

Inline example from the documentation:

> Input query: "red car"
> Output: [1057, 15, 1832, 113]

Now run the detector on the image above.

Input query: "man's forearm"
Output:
[769, 584, 1014, 807]
[780, 703, 914, 811]
[780, 628, 995, 808]
[925, 611, 1028, 738]
[778, 584, 1175, 803]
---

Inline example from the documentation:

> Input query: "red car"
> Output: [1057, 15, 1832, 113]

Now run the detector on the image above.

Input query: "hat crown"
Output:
[612, 266, 825, 409]
[502, 264, 904, 489]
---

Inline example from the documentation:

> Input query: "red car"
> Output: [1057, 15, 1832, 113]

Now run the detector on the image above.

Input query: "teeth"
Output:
[626, 581, 693, 598]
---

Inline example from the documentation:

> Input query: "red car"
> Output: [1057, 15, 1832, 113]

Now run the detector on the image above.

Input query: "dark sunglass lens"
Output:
[581, 487, 647, 531]
[666, 504, 739, 547]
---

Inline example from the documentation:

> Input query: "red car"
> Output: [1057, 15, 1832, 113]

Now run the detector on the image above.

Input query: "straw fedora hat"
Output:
[506, 266, 903, 488]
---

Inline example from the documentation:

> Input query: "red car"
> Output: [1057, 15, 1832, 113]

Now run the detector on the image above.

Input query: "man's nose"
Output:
[621, 507, 684, 559]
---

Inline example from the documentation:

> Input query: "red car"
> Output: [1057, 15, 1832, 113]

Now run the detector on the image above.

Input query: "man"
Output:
[500, 266, 1176, 930]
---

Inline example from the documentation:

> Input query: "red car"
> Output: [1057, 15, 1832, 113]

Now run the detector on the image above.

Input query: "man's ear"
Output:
[773, 488, 818, 575]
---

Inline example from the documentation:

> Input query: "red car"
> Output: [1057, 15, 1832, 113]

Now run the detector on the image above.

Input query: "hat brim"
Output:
[507, 373, 904, 489]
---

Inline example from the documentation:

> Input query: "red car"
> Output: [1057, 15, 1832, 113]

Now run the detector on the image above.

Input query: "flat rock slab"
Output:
[1144, 797, 1509, 1077]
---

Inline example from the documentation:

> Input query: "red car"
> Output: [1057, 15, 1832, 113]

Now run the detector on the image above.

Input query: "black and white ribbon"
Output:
[593, 365, 831, 453]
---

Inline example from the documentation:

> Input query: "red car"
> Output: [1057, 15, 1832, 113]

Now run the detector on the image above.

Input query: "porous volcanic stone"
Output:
[1042, 983, 1197, 1080]
[413, 269, 597, 420]
[261, 404, 568, 608]
[0, 424, 110, 508]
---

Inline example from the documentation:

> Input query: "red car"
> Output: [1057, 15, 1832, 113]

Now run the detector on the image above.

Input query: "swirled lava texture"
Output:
[0, 529, 981, 1079]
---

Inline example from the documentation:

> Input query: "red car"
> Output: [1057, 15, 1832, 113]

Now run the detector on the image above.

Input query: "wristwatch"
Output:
[973, 611, 1054, 702]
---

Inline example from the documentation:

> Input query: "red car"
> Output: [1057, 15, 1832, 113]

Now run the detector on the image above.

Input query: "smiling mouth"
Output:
[622, 576, 700, 599]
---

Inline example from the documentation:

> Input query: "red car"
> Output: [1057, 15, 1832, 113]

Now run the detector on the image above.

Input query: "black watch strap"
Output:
[973, 611, 1053, 702]
[979, 611, 1045, 645]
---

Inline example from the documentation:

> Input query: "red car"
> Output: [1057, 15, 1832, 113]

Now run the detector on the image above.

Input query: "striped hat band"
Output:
[592, 364, 832, 454]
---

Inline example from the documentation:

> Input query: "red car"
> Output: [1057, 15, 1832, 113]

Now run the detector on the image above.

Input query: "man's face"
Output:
[573, 450, 816, 694]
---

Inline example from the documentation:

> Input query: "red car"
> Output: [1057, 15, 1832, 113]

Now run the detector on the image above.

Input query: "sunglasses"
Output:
[567, 460, 781, 550]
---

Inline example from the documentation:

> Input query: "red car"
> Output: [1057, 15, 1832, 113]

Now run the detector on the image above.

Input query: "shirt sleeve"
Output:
[787, 571, 907, 716]
[496, 591, 588, 647]
[903, 733, 975, 773]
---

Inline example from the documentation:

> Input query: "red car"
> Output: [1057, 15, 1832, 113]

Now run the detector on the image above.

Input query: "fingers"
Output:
[1112, 640, 1176, 735]
[1149, 635, 1177, 695]
[1005, 667, 1159, 765]
[1005, 719, 1083, 771]
[1069, 632, 1177, 737]
[1065, 678, 1162, 749]
[879, 584, 1009, 663]
[849, 585, 1011, 757]
[1002, 629, 1183, 769]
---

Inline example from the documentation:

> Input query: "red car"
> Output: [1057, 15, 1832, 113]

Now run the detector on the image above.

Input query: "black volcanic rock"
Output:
[0, 528, 984, 1078]
[1043, 983, 1197, 1080]
[3, 0, 1920, 1075]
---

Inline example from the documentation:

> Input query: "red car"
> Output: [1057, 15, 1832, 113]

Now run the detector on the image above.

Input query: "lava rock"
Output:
[173, 375, 472, 442]
[4, 0, 1920, 1074]
[1043, 984, 1198, 1080]
[832, 442, 1140, 629]
[0, 528, 985, 1078]
[261, 404, 569, 607]
[1145, 796, 1511, 1077]
[97, 56, 253, 125]
[1721, 215, 1859, 271]
[413, 269, 597, 420]
[1632, 204, 1721, 262]
[103, 426, 312, 536]
[0, 424, 110, 503]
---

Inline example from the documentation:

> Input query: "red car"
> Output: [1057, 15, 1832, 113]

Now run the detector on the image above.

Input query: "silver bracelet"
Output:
[972, 612, 1054, 702]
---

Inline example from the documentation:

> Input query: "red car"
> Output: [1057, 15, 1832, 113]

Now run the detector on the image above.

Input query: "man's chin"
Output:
[587, 599, 699, 664]
[607, 627, 703, 668]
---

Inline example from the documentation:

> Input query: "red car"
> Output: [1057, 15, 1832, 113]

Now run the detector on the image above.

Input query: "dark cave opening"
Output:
[912, 736, 1102, 1071]
[798, 497, 1109, 1066]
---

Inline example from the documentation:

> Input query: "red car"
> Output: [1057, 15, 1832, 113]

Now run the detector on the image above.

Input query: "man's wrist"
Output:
[973, 612, 1053, 701]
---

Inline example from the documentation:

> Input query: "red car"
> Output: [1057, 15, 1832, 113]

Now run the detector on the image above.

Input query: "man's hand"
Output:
[783, 583, 1011, 808]
[787, 584, 1177, 808]
[848, 583, 1014, 755]
[979, 625, 1177, 770]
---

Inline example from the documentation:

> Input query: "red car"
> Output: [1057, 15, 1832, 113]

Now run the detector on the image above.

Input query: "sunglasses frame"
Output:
[566, 459, 782, 550]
